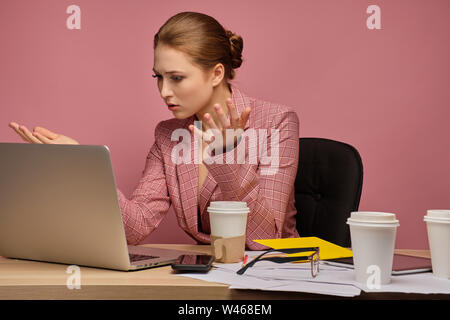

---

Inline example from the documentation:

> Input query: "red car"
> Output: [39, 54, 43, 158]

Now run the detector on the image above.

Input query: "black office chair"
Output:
[294, 138, 363, 247]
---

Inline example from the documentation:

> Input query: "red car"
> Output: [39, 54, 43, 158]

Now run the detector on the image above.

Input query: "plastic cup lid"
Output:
[209, 201, 248, 209]
[425, 210, 450, 220]
[207, 208, 249, 214]
[424, 217, 450, 224]
[347, 211, 399, 225]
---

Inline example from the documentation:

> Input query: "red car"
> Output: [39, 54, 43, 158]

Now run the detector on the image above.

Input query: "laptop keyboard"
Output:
[129, 254, 159, 263]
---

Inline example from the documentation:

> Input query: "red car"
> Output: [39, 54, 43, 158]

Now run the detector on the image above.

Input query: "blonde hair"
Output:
[154, 12, 243, 85]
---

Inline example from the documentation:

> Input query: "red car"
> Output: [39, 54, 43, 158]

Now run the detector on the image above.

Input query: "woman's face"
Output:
[153, 44, 216, 119]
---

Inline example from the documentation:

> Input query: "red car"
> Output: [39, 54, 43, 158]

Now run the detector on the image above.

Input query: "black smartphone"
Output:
[171, 254, 215, 272]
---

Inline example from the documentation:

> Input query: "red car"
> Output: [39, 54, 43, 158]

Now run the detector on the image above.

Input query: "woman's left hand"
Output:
[189, 98, 251, 155]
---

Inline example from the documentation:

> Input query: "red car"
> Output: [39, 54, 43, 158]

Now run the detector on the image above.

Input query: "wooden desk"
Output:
[0, 245, 446, 300]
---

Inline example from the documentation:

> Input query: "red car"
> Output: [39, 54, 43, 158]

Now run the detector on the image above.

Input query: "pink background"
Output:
[1, 0, 449, 249]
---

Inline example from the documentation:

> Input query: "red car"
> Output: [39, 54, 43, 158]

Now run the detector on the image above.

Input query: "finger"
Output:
[19, 125, 43, 144]
[214, 104, 230, 128]
[9, 123, 31, 142]
[189, 124, 214, 143]
[189, 124, 202, 139]
[9, 122, 21, 133]
[239, 107, 251, 128]
[9, 122, 19, 129]
[226, 98, 240, 127]
[33, 126, 58, 140]
[204, 113, 219, 131]
[8, 122, 21, 132]
[32, 132, 52, 144]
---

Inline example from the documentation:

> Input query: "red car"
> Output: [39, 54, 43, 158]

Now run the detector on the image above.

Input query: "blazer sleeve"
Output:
[204, 110, 299, 250]
[117, 123, 171, 245]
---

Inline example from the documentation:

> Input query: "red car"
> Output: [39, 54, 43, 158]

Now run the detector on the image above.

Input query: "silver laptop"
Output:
[0, 143, 185, 271]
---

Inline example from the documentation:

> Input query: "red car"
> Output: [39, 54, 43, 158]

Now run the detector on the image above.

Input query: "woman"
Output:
[8, 11, 299, 250]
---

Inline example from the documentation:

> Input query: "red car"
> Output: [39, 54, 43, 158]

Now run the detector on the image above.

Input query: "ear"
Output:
[210, 63, 226, 87]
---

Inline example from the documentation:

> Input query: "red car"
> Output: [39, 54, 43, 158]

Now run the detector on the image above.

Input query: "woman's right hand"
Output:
[8, 122, 79, 145]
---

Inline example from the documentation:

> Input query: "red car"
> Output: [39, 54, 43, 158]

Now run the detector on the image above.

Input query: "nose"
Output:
[159, 79, 173, 100]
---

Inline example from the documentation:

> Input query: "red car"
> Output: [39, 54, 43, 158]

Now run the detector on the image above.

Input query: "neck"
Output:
[195, 83, 232, 132]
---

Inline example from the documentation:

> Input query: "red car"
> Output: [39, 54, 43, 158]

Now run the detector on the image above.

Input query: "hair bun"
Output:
[226, 30, 243, 69]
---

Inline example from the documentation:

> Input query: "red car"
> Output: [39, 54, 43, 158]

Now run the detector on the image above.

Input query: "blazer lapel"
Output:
[175, 116, 199, 234]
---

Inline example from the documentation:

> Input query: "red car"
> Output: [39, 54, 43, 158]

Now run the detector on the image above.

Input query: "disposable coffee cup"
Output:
[208, 201, 249, 263]
[347, 211, 400, 286]
[424, 210, 450, 279]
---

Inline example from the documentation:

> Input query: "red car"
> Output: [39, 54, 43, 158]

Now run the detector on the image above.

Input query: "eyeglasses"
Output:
[236, 247, 320, 277]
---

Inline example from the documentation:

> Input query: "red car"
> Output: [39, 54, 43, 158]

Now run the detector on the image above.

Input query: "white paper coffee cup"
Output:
[347, 211, 399, 286]
[208, 201, 249, 238]
[424, 210, 450, 279]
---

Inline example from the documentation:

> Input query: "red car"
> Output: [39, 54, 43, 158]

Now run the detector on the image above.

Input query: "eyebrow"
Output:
[152, 68, 184, 74]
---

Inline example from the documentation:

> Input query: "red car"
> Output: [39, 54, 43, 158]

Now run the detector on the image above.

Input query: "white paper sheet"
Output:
[178, 268, 361, 297]
[229, 278, 361, 297]
[352, 272, 450, 294]
[176, 251, 450, 297]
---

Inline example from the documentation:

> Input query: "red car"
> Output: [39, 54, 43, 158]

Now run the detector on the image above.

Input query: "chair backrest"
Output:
[294, 138, 363, 247]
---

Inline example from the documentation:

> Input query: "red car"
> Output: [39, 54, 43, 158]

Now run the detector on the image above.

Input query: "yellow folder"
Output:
[253, 237, 353, 260]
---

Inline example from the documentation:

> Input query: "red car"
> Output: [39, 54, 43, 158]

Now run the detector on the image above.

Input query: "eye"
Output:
[152, 74, 182, 82]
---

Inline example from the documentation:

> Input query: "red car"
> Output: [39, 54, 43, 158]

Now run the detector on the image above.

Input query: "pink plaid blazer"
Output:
[117, 84, 300, 250]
